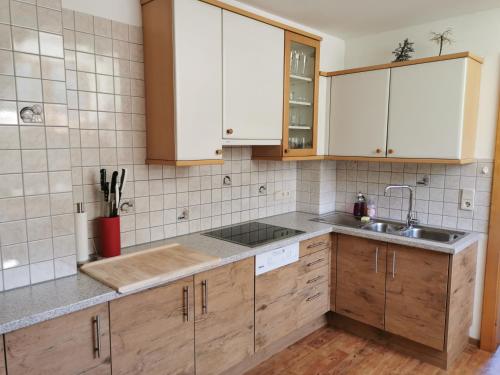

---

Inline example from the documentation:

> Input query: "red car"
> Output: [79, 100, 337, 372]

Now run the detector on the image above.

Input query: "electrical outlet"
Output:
[460, 189, 475, 211]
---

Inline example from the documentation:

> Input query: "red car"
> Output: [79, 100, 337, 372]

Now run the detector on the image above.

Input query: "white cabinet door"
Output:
[173, 0, 223, 160]
[329, 69, 390, 157]
[317, 76, 330, 155]
[387, 59, 467, 159]
[222, 10, 284, 144]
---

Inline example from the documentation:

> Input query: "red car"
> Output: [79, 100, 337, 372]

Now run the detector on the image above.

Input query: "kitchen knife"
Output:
[110, 171, 119, 217]
[117, 168, 127, 215]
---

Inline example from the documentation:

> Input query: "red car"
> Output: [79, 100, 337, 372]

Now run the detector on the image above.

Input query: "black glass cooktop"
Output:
[203, 222, 305, 248]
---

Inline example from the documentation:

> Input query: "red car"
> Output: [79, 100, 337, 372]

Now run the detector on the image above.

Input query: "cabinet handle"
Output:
[307, 241, 327, 249]
[215, 149, 223, 155]
[376, 148, 382, 154]
[183, 286, 189, 322]
[226, 128, 233, 135]
[92, 315, 101, 359]
[202, 280, 208, 314]
[306, 258, 325, 267]
[375, 247, 379, 273]
[306, 292, 322, 302]
[392, 251, 396, 279]
[306, 275, 323, 284]
[388, 149, 394, 155]
[284, 149, 289, 154]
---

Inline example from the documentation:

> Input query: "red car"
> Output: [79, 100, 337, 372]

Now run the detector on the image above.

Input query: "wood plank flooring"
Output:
[245, 326, 500, 374]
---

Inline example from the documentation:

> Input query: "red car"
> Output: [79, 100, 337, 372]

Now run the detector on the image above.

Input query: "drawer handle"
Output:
[392, 251, 396, 279]
[307, 241, 327, 249]
[215, 149, 223, 155]
[92, 315, 101, 359]
[202, 280, 208, 314]
[307, 258, 325, 267]
[306, 292, 322, 302]
[183, 286, 189, 322]
[306, 275, 323, 284]
[226, 128, 233, 135]
[375, 247, 379, 273]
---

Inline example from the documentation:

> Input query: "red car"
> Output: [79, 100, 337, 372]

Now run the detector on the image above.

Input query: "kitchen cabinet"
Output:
[5, 304, 110, 375]
[0, 337, 5, 375]
[110, 277, 194, 375]
[141, 0, 224, 165]
[256, 236, 330, 351]
[252, 32, 321, 160]
[317, 76, 331, 156]
[329, 69, 390, 157]
[387, 57, 481, 160]
[385, 244, 449, 350]
[336, 235, 387, 329]
[325, 52, 482, 163]
[222, 10, 284, 145]
[194, 258, 255, 375]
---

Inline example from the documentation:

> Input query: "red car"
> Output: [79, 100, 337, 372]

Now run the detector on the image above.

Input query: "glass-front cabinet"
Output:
[283, 32, 320, 157]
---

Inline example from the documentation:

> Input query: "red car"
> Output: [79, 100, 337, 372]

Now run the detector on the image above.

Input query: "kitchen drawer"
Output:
[298, 264, 329, 291]
[298, 248, 330, 275]
[297, 282, 329, 326]
[300, 234, 331, 257]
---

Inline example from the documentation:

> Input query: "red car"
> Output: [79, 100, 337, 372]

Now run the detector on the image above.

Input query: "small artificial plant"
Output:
[392, 38, 415, 62]
[430, 29, 454, 56]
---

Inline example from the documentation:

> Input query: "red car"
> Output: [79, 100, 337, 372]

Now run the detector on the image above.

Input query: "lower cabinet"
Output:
[385, 244, 449, 350]
[336, 235, 387, 329]
[194, 258, 255, 375]
[5, 304, 111, 375]
[256, 236, 330, 351]
[0, 337, 5, 375]
[110, 277, 195, 375]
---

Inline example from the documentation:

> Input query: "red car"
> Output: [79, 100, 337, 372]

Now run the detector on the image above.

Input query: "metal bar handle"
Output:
[93, 315, 101, 359]
[375, 247, 379, 273]
[307, 241, 328, 249]
[306, 275, 323, 284]
[306, 258, 325, 267]
[183, 286, 189, 322]
[306, 293, 322, 302]
[202, 280, 208, 314]
[392, 251, 396, 279]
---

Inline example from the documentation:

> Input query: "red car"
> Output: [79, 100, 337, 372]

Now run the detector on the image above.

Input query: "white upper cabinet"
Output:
[173, 0, 222, 161]
[222, 10, 284, 145]
[387, 58, 473, 159]
[329, 69, 390, 157]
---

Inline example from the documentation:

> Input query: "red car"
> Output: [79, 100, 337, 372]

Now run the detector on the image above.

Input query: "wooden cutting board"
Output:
[81, 243, 220, 293]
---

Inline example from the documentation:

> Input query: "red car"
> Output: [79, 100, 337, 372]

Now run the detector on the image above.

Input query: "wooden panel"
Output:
[299, 233, 331, 257]
[81, 243, 220, 293]
[223, 10, 284, 142]
[195, 258, 254, 375]
[329, 69, 390, 158]
[5, 304, 111, 375]
[461, 59, 482, 160]
[297, 282, 329, 327]
[255, 261, 299, 351]
[330, 234, 337, 311]
[146, 158, 224, 166]
[0, 337, 5, 375]
[323, 52, 483, 76]
[141, 0, 175, 162]
[336, 234, 387, 329]
[446, 243, 477, 365]
[387, 58, 469, 159]
[386, 244, 449, 351]
[110, 278, 194, 375]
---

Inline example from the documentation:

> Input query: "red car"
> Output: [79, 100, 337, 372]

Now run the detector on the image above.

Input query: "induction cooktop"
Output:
[203, 222, 305, 248]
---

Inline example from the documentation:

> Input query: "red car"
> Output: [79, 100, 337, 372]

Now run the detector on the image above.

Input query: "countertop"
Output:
[0, 211, 478, 335]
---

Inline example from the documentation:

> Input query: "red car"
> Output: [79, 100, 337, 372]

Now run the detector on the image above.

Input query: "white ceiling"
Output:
[237, 0, 500, 39]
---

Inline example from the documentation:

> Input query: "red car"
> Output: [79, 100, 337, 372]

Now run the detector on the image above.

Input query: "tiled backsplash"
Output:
[296, 160, 336, 214]
[334, 160, 492, 233]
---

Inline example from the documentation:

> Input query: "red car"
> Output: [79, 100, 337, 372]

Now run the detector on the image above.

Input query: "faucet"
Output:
[384, 185, 418, 228]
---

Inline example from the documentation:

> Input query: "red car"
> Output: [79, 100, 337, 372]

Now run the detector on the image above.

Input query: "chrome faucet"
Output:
[384, 185, 418, 228]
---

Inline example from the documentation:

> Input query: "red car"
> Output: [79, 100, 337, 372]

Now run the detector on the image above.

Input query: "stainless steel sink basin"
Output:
[311, 212, 467, 245]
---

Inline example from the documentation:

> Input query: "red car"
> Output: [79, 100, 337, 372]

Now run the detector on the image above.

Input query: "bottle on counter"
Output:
[353, 192, 367, 218]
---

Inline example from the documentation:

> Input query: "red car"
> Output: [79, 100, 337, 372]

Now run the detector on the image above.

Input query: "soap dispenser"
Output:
[353, 192, 367, 218]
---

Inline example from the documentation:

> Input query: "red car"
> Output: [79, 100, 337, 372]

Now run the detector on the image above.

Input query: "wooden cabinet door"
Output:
[336, 234, 387, 329]
[329, 69, 390, 157]
[387, 58, 467, 159]
[195, 258, 255, 375]
[222, 10, 284, 142]
[173, 0, 223, 161]
[386, 244, 449, 350]
[110, 277, 194, 375]
[0, 336, 5, 375]
[5, 304, 110, 375]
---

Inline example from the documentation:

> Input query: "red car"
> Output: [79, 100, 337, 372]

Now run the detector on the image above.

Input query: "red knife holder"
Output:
[99, 216, 121, 258]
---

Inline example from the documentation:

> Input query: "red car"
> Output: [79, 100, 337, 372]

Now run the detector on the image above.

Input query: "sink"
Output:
[400, 227, 464, 243]
[362, 222, 405, 234]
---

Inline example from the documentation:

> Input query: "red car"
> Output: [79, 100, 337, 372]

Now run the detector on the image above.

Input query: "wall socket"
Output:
[460, 189, 475, 211]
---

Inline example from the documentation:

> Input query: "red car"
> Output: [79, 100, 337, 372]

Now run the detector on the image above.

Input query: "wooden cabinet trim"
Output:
[325, 155, 476, 165]
[0, 336, 5, 375]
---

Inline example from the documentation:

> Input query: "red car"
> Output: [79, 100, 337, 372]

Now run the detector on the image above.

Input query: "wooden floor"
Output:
[245, 326, 500, 375]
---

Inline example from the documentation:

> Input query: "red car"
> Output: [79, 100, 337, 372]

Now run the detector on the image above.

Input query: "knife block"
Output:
[99, 216, 121, 258]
